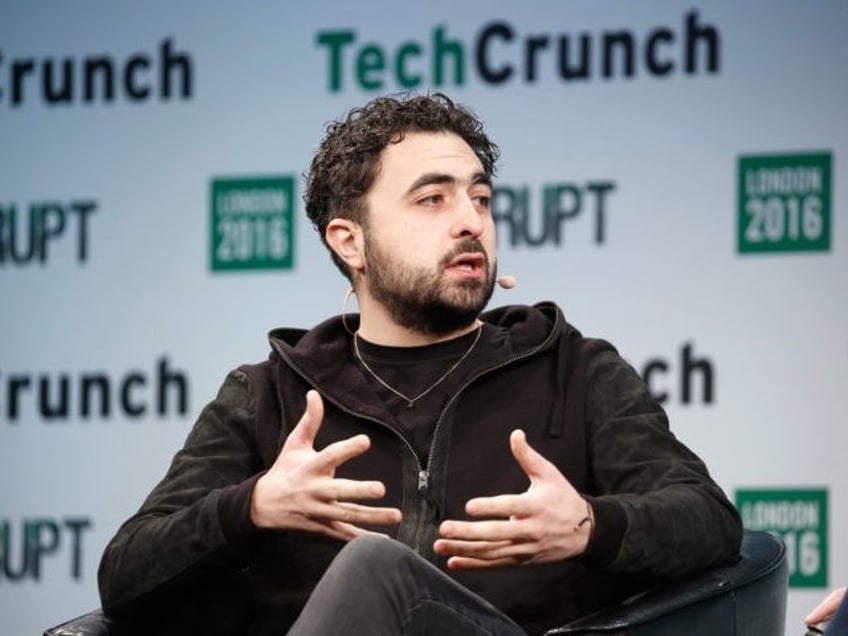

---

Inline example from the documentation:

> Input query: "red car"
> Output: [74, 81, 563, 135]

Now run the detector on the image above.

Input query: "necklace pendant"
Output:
[353, 326, 482, 412]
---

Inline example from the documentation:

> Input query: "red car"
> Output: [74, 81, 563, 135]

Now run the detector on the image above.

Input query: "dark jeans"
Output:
[287, 535, 527, 635]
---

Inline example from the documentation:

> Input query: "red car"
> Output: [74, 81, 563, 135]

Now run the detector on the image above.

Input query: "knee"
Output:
[332, 535, 415, 578]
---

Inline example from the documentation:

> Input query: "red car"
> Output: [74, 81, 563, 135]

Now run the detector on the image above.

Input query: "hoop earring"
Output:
[341, 288, 358, 335]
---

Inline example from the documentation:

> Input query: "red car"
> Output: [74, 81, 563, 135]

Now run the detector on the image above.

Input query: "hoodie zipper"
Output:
[277, 351, 432, 550]
[270, 317, 561, 552]
[271, 340, 427, 481]
[406, 339, 560, 553]
[419, 314, 562, 491]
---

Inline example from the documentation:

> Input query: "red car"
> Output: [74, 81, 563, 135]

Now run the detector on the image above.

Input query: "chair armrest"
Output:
[547, 530, 787, 635]
[44, 609, 114, 636]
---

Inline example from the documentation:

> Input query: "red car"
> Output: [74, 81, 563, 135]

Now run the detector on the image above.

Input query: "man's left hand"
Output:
[433, 429, 592, 569]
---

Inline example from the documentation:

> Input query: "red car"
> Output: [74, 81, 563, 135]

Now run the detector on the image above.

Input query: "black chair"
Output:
[548, 529, 788, 635]
[45, 530, 787, 636]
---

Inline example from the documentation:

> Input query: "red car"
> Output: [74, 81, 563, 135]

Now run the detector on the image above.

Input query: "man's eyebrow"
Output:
[471, 172, 493, 188]
[405, 173, 455, 195]
[405, 171, 491, 195]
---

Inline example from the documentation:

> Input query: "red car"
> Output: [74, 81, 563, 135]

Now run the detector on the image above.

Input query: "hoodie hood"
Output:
[267, 301, 567, 374]
[266, 302, 578, 436]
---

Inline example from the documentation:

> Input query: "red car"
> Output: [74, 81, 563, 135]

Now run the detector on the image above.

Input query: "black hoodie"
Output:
[98, 302, 741, 635]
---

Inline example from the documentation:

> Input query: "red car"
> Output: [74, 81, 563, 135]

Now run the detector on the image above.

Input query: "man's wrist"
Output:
[576, 496, 626, 566]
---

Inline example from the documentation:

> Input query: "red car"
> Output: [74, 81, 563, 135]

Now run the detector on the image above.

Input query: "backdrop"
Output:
[1, 2, 846, 634]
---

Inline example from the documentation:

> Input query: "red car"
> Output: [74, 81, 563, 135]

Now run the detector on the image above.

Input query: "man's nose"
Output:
[452, 194, 484, 238]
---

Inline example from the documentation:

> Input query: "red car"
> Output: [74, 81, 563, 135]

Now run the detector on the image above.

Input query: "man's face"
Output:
[361, 131, 497, 336]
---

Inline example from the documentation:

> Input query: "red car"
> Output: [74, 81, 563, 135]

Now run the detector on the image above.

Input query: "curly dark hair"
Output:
[304, 93, 500, 281]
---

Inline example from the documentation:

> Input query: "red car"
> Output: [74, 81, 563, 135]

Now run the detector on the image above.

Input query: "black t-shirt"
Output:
[352, 327, 482, 464]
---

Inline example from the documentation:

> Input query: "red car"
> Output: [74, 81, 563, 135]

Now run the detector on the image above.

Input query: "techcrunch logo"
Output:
[0, 198, 97, 266]
[317, 10, 720, 92]
[1, 517, 92, 582]
[640, 342, 715, 406]
[210, 176, 296, 272]
[738, 152, 832, 254]
[0, 37, 193, 108]
[0, 356, 189, 423]
[493, 181, 615, 248]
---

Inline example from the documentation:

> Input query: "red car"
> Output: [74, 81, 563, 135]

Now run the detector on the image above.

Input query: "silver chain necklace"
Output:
[353, 325, 482, 409]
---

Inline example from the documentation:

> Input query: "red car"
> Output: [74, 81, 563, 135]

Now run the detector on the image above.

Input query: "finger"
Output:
[311, 477, 389, 502]
[806, 586, 846, 623]
[294, 517, 359, 542]
[465, 493, 530, 518]
[330, 521, 401, 542]
[308, 519, 384, 543]
[310, 434, 372, 473]
[284, 390, 325, 450]
[434, 538, 515, 558]
[805, 590, 835, 624]
[291, 517, 393, 543]
[308, 500, 402, 526]
[446, 555, 522, 570]
[509, 429, 558, 481]
[351, 528, 395, 539]
[439, 518, 529, 541]
[336, 501, 403, 525]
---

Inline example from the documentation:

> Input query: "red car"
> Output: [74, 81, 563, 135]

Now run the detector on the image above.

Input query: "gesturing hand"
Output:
[434, 429, 592, 569]
[250, 390, 402, 541]
[806, 586, 847, 626]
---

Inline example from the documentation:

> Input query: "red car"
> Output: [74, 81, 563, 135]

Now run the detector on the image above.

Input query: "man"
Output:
[807, 586, 848, 635]
[98, 93, 742, 635]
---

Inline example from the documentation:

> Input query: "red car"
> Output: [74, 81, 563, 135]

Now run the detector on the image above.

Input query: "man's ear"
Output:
[326, 218, 365, 274]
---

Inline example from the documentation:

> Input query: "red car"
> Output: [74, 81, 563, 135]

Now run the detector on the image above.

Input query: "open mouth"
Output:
[445, 253, 485, 277]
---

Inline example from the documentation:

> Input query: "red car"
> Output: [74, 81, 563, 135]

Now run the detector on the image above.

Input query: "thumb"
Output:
[284, 390, 325, 451]
[509, 429, 557, 481]
[806, 587, 846, 624]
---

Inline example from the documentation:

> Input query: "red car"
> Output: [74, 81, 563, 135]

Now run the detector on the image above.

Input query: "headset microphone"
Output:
[497, 275, 517, 290]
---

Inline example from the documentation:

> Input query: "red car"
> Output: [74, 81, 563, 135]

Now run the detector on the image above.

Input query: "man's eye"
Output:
[419, 195, 442, 207]
[474, 195, 491, 209]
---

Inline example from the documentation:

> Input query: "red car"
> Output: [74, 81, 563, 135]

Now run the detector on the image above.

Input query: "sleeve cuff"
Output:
[217, 472, 266, 545]
[580, 496, 627, 566]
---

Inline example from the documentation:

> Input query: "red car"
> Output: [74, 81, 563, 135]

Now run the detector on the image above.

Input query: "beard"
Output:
[363, 232, 496, 337]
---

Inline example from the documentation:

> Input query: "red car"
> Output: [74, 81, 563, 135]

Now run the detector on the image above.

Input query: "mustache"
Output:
[440, 239, 489, 267]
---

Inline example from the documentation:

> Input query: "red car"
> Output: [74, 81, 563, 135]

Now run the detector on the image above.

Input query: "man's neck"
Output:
[355, 295, 480, 347]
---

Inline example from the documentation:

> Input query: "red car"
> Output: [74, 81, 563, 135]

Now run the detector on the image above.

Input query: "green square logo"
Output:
[737, 152, 831, 253]
[210, 176, 295, 271]
[736, 488, 828, 588]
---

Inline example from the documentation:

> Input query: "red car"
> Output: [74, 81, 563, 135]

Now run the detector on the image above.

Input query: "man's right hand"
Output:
[250, 389, 402, 541]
